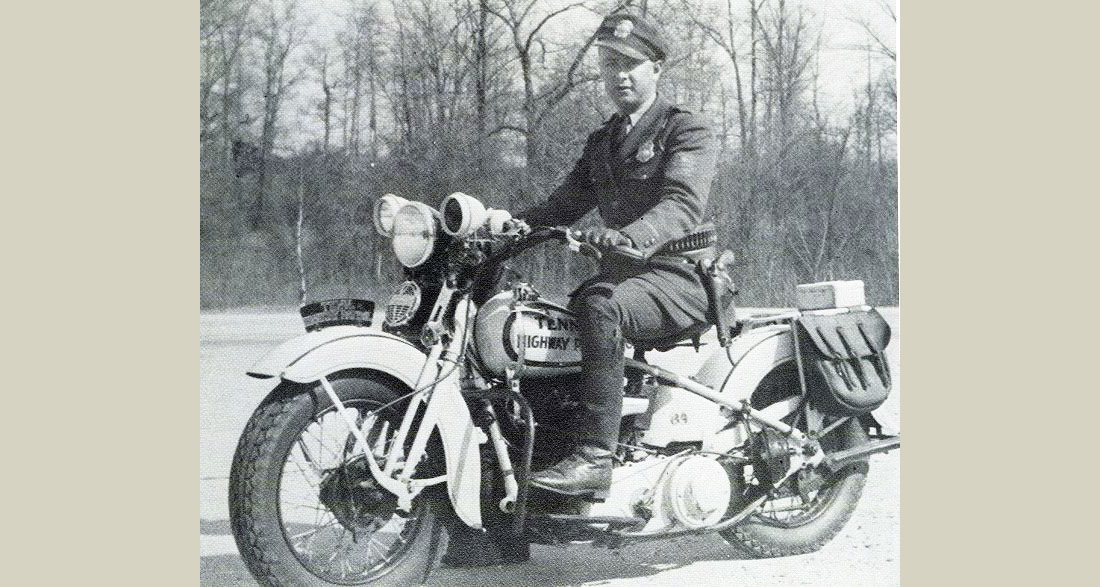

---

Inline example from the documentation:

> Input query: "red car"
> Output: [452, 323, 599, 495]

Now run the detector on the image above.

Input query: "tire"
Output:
[720, 363, 869, 558]
[229, 371, 448, 586]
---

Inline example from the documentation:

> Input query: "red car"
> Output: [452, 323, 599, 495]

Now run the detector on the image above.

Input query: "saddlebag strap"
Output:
[796, 309, 892, 416]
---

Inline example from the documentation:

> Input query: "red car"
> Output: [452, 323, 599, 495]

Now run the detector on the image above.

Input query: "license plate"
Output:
[299, 298, 375, 332]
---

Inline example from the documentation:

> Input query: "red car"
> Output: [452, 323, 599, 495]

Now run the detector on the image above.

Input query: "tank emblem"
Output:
[516, 334, 581, 351]
[502, 308, 583, 367]
[533, 316, 578, 331]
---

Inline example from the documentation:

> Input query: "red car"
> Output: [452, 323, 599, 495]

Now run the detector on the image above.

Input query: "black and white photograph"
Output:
[200, 0, 900, 584]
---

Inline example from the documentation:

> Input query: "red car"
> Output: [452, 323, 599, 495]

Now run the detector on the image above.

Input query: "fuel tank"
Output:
[473, 290, 582, 378]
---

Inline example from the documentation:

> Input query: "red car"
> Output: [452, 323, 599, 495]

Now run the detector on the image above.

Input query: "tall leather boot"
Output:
[528, 444, 614, 499]
[529, 291, 624, 499]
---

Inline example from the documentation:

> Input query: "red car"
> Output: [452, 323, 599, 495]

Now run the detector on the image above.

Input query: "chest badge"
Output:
[635, 141, 655, 163]
[614, 20, 634, 38]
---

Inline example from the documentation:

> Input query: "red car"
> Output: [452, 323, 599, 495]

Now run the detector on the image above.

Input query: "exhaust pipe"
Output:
[824, 436, 900, 471]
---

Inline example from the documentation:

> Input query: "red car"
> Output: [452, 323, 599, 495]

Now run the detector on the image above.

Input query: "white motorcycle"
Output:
[228, 192, 900, 585]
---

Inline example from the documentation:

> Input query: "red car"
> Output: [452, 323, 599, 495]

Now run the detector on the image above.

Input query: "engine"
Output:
[584, 453, 736, 532]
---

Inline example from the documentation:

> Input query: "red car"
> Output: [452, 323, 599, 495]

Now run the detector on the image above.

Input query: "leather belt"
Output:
[657, 228, 717, 256]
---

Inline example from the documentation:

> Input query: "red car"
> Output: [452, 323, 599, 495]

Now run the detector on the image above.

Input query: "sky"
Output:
[273, 0, 897, 153]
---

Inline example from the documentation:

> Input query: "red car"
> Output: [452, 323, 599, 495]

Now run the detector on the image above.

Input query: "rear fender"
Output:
[643, 325, 798, 447]
[246, 325, 484, 528]
[693, 324, 801, 421]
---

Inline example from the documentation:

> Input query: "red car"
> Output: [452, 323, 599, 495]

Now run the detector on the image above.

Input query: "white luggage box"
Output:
[796, 280, 866, 310]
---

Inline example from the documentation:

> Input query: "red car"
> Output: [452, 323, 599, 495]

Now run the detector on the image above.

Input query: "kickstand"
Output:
[422, 514, 444, 584]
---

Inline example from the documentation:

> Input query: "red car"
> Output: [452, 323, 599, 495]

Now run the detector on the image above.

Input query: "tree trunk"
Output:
[749, 0, 758, 154]
[475, 0, 489, 172]
[321, 53, 332, 153]
[296, 161, 307, 304]
[368, 45, 378, 160]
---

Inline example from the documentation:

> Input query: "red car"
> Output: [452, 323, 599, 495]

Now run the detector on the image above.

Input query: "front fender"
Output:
[246, 325, 427, 386]
[246, 325, 484, 528]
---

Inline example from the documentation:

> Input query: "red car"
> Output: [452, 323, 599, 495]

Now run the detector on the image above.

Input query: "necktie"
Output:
[611, 115, 631, 150]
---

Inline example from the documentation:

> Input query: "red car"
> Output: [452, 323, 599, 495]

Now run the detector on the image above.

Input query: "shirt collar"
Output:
[625, 92, 657, 129]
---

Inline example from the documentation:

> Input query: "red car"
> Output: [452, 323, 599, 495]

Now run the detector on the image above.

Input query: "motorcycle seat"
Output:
[632, 321, 713, 353]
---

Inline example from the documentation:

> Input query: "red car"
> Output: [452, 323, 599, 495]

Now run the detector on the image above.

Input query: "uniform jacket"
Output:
[519, 94, 719, 260]
[519, 94, 721, 323]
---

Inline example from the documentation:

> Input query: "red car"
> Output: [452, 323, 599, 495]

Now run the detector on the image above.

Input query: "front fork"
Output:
[320, 290, 473, 513]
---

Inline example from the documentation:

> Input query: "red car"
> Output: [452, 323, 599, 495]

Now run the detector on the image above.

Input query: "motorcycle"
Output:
[228, 191, 900, 585]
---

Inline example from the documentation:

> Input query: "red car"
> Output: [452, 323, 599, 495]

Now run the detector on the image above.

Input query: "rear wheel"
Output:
[720, 363, 869, 558]
[229, 372, 447, 585]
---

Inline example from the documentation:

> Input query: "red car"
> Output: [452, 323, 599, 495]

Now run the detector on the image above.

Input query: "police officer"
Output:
[518, 10, 720, 498]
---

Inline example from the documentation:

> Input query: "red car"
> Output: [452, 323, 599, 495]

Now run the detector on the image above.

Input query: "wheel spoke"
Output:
[274, 398, 425, 583]
[287, 447, 321, 487]
[290, 519, 340, 544]
[289, 503, 329, 513]
[304, 424, 341, 464]
[294, 438, 323, 475]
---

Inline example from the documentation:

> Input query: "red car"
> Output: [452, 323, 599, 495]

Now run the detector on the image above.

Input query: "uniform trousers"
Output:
[568, 259, 710, 452]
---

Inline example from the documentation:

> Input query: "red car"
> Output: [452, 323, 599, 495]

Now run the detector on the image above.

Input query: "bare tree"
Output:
[681, 0, 751, 152]
[784, 127, 861, 282]
[200, 0, 255, 167]
[253, 0, 303, 224]
[306, 45, 337, 153]
[842, 0, 896, 167]
[483, 0, 604, 180]
[755, 0, 816, 155]
[339, 0, 383, 158]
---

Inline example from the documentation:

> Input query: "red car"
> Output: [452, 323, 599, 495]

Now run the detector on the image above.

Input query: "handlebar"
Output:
[486, 224, 647, 269]
[529, 226, 646, 262]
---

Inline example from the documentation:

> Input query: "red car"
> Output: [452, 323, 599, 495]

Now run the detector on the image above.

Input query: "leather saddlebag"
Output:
[796, 309, 892, 416]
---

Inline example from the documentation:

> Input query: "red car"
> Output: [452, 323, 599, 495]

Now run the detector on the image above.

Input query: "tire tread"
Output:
[723, 471, 866, 558]
[230, 394, 302, 586]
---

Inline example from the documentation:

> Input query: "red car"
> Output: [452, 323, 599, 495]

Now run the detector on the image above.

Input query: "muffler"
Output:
[823, 436, 900, 471]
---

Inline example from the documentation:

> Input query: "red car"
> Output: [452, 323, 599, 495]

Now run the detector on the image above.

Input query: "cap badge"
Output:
[636, 141, 655, 162]
[614, 19, 634, 38]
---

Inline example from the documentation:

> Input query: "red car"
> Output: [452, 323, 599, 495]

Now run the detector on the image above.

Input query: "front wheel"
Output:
[229, 372, 446, 586]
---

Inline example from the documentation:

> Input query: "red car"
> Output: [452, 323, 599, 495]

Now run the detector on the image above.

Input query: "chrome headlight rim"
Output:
[441, 192, 486, 237]
[391, 202, 438, 268]
[373, 194, 408, 238]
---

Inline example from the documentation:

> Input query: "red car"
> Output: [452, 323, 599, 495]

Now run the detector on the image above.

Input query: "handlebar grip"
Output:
[564, 228, 646, 262]
[609, 245, 646, 261]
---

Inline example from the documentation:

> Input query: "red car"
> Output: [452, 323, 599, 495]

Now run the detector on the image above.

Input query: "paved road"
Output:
[200, 308, 900, 586]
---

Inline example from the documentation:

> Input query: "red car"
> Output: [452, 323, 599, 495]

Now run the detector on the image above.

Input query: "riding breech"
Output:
[568, 262, 710, 451]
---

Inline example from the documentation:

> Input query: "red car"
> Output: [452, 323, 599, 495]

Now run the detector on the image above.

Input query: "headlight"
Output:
[441, 192, 514, 236]
[373, 194, 408, 237]
[391, 202, 437, 268]
[441, 192, 486, 237]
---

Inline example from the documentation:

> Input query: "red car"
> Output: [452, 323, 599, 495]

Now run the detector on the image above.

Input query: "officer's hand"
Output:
[581, 227, 633, 249]
[503, 217, 531, 235]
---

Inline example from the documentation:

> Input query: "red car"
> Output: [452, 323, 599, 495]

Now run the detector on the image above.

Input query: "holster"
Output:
[696, 250, 737, 346]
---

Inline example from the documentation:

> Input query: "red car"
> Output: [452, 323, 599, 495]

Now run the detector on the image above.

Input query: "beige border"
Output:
[6, 2, 197, 584]
[900, 1, 1089, 584]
